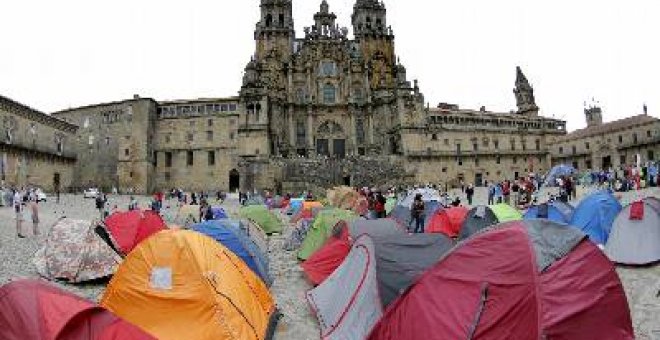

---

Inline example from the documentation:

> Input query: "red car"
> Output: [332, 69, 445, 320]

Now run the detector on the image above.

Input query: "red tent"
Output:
[426, 206, 469, 237]
[369, 220, 634, 340]
[104, 210, 166, 255]
[301, 225, 351, 285]
[0, 279, 154, 340]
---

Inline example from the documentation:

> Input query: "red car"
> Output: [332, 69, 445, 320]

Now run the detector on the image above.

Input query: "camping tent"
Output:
[303, 201, 324, 212]
[33, 218, 121, 283]
[301, 219, 404, 285]
[373, 233, 454, 307]
[286, 198, 305, 215]
[458, 204, 523, 241]
[297, 209, 357, 260]
[0, 279, 154, 340]
[569, 190, 622, 245]
[210, 206, 228, 219]
[192, 220, 272, 286]
[524, 201, 574, 224]
[605, 197, 660, 265]
[426, 206, 469, 237]
[368, 220, 633, 340]
[389, 200, 442, 231]
[239, 205, 283, 235]
[103, 210, 167, 255]
[384, 197, 397, 215]
[398, 188, 441, 208]
[307, 236, 382, 340]
[543, 164, 576, 187]
[101, 230, 278, 340]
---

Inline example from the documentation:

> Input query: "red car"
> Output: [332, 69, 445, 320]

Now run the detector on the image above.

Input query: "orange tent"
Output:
[302, 201, 323, 211]
[101, 230, 277, 340]
[426, 207, 469, 238]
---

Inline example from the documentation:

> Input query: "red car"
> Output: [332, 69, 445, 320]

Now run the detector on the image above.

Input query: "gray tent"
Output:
[347, 218, 404, 238]
[373, 233, 455, 307]
[458, 206, 500, 241]
[605, 197, 660, 265]
[306, 236, 382, 340]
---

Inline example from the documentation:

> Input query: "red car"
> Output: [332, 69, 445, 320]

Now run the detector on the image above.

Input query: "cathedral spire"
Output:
[513, 66, 539, 116]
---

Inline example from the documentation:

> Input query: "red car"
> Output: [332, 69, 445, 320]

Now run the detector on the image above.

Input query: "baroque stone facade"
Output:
[10, 0, 654, 194]
[0, 96, 77, 191]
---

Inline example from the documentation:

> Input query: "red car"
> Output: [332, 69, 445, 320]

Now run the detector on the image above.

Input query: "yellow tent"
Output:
[101, 230, 277, 340]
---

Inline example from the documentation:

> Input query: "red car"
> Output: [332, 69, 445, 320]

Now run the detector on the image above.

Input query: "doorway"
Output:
[229, 169, 240, 193]
[343, 175, 351, 186]
[602, 156, 612, 169]
[475, 173, 483, 187]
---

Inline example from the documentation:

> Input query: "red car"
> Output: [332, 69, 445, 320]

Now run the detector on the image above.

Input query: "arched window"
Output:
[323, 84, 336, 104]
[265, 14, 272, 27]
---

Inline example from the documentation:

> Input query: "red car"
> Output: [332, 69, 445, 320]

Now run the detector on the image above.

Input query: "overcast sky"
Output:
[1, 0, 658, 131]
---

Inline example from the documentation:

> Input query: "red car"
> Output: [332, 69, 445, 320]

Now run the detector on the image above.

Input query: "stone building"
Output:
[48, 0, 568, 193]
[0, 95, 77, 191]
[551, 105, 660, 171]
[11, 0, 655, 194]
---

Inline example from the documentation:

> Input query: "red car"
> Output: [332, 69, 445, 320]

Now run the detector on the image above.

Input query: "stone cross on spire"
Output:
[513, 66, 539, 116]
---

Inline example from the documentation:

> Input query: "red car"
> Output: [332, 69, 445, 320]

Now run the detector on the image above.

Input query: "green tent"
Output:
[297, 209, 357, 260]
[489, 204, 523, 223]
[385, 197, 398, 215]
[239, 205, 283, 235]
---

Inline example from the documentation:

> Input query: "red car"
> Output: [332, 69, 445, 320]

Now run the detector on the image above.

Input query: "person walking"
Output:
[411, 194, 425, 233]
[465, 184, 475, 206]
[14, 189, 25, 238]
[375, 192, 386, 218]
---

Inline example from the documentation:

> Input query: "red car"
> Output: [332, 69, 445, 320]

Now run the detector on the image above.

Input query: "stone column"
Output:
[288, 106, 295, 146]
[307, 109, 314, 154]
[350, 112, 357, 154]
[368, 108, 375, 144]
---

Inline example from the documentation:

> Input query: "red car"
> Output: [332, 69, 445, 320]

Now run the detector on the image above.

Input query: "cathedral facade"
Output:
[6, 0, 655, 194]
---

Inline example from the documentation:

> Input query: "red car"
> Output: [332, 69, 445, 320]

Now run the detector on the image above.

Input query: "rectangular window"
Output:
[473, 143, 478, 151]
[356, 119, 365, 144]
[559, 147, 564, 154]
[535, 139, 540, 151]
[187, 133, 194, 142]
[511, 140, 516, 151]
[475, 157, 479, 166]
[586, 160, 592, 169]
[431, 134, 438, 141]
[165, 152, 172, 167]
[444, 139, 449, 146]
[618, 135, 623, 143]
[187, 151, 194, 166]
[572, 161, 579, 170]
[496, 156, 501, 164]
[572, 146, 576, 154]
[458, 158, 463, 166]
[585, 142, 590, 150]
[647, 130, 651, 138]
[124, 149, 130, 156]
[522, 141, 527, 151]
[208, 151, 215, 166]
[648, 150, 655, 161]
[323, 84, 336, 104]
[494, 140, 499, 149]
[228, 104, 237, 111]
[633, 133, 638, 143]
[456, 143, 461, 154]
[208, 119, 213, 126]
[221, 104, 228, 112]
[206, 131, 213, 141]
[317, 139, 329, 156]
[296, 120, 306, 146]
[620, 155, 626, 165]
[442, 167, 447, 173]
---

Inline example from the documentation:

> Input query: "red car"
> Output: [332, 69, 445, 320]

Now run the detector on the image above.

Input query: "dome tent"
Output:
[458, 204, 523, 241]
[102, 210, 167, 255]
[569, 190, 622, 245]
[524, 201, 574, 224]
[33, 218, 121, 283]
[426, 206, 469, 237]
[368, 220, 633, 340]
[192, 220, 272, 286]
[0, 279, 154, 340]
[605, 197, 660, 264]
[101, 230, 278, 340]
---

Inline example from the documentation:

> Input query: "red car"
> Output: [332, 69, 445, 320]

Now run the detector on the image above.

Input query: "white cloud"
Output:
[0, 0, 657, 131]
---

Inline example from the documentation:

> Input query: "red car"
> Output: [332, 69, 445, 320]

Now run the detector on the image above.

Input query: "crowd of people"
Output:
[0, 187, 42, 238]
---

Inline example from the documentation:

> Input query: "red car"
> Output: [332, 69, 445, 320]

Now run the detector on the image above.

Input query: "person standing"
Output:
[465, 184, 475, 206]
[411, 194, 425, 233]
[14, 189, 24, 238]
[95, 193, 106, 220]
[487, 183, 495, 205]
[375, 192, 386, 218]
[29, 197, 39, 236]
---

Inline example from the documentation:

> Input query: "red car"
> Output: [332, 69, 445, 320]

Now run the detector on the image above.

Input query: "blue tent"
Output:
[286, 198, 305, 215]
[524, 201, 574, 224]
[192, 220, 272, 286]
[569, 190, 622, 245]
[543, 164, 576, 187]
[210, 206, 228, 220]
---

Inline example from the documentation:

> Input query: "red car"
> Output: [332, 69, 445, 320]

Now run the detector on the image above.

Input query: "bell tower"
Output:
[513, 66, 540, 116]
[255, 0, 294, 61]
[352, 0, 395, 85]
